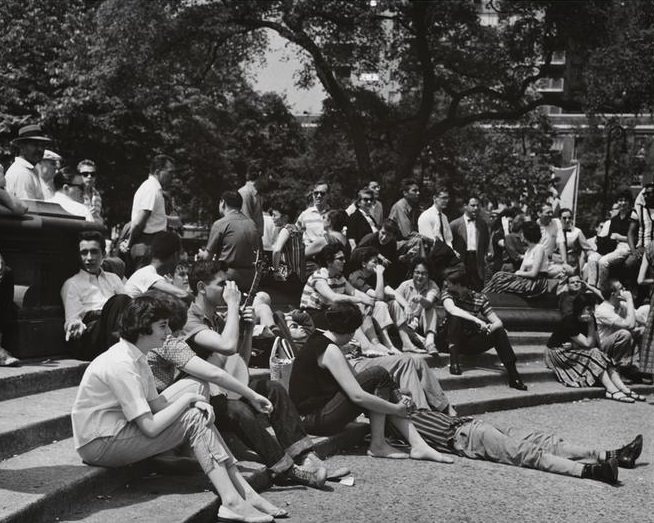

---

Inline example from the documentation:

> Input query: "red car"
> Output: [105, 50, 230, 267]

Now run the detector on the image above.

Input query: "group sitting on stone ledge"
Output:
[0, 133, 652, 520]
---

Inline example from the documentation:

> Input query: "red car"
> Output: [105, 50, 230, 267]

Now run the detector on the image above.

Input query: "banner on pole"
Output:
[551, 164, 580, 221]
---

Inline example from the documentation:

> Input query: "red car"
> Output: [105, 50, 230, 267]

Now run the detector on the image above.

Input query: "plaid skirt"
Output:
[544, 346, 613, 387]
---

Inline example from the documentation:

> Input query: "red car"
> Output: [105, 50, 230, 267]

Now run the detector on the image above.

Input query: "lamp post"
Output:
[602, 119, 626, 216]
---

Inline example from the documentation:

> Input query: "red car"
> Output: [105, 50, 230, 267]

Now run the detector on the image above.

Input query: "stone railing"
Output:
[0, 201, 104, 358]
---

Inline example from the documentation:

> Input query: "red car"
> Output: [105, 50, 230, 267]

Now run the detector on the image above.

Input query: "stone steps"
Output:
[0, 359, 87, 402]
[0, 423, 369, 523]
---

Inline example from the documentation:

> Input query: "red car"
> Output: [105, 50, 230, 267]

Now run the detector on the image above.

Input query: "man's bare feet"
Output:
[409, 446, 454, 463]
[367, 442, 410, 459]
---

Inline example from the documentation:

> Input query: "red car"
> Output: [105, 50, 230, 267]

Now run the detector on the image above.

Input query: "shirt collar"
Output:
[78, 267, 107, 280]
[14, 156, 35, 170]
[120, 338, 147, 361]
[147, 175, 162, 190]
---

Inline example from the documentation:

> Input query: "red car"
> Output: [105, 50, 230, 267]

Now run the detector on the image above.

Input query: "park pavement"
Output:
[260, 398, 653, 523]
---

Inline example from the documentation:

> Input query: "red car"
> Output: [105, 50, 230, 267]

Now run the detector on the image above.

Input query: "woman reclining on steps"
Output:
[71, 294, 278, 523]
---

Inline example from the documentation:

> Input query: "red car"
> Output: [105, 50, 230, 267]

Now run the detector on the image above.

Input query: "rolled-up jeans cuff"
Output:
[270, 453, 295, 476]
[285, 436, 314, 459]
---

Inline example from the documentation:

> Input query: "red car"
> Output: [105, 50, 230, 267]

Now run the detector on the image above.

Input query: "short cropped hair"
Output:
[188, 259, 230, 296]
[326, 209, 348, 231]
[77, 159, 96, 172]
[445, 268, 468, 288]
[150, 231, 182, 261]
[410, 257, 430, 276]
[317, 243, 344, 268]
[380, 219, 399, 238]
[521, 221, 542, 243]
[221, 190, 243, 210]
[351, 246, 379, 269]
[559, 207, 573, 216]
[53, 170, 80, 191]
[143, 290, 187, 332]
[357, 189, 374, 202]
[325, 303, 363, 334]
[401, 178, 419, 193]
[120, 294, 169, 343]
[149, 154, 175, 174]
[78, 230, 105, 250]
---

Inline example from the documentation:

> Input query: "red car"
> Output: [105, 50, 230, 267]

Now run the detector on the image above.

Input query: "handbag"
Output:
[269, 336, 295, 391]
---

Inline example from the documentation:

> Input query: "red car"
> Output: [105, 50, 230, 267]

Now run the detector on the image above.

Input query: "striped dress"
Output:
[545, 316, 613, 387]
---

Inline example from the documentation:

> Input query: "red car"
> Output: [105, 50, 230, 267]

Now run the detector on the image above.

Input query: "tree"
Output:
[192, 0, 579, 182]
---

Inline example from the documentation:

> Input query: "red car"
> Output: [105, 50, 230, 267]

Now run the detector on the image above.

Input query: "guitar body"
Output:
[206, 251, 268, 399]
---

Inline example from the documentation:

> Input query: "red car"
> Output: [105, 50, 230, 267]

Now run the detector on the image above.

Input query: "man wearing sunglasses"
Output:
[48, 169, 94, 222]
[296, 181, 330, 247]
[77, 159, 103, 224]
[347, 188, 379, 248]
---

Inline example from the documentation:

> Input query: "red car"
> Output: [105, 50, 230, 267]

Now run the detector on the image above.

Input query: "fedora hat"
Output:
[12, 124, 52, 144]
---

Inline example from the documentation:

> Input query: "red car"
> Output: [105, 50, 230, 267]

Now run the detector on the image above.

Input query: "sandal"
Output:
[424, 343, 439, 355]
[626, 390, 646, 402]
[605, 391, 635, 404]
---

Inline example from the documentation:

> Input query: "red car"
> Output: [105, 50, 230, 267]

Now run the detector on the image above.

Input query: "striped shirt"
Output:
[440, 286, 493, 321]
[296, 205, 329, 247]
[300, 268, 347, 310]
[410, 411, 473, 454]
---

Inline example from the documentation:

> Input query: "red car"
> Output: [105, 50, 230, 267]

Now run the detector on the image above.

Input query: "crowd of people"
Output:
[0, 124, 651, 520]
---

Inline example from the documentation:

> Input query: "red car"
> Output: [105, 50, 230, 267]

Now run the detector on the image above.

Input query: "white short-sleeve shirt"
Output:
[71, 339, 158, 449]
[123, 264, 164, 298]
[131, 176, 167, 234]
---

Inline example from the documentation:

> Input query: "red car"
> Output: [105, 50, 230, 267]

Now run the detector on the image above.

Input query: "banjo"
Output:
[206, 252, 268, 399]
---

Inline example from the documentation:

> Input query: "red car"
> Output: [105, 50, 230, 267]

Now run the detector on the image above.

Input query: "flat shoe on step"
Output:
[605, 391, 635, 403]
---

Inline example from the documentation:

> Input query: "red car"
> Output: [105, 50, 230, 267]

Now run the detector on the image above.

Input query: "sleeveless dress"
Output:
[483, 245, 549, 298]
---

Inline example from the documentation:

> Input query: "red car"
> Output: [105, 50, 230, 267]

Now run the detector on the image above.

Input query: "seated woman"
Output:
[300, 243, 398, 355]
[304, 209, 350, 274]
[390, 258, 440, 355]
[289, 301, 453, 463]
[483, 221, 550, 298]
[557, 208, 600, 283]
[545, 294, 645, 403]
[71, 294, 277, 523]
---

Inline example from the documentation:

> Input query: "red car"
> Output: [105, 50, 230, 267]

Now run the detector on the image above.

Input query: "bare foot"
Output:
[221, 499, 272, 522]
[402, 342, 420, 352]
[368, 442, 410, 459]
[410, 447, 454, 463]
[245, 492, 285, 518]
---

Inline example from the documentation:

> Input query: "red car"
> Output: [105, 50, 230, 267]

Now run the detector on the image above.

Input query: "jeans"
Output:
[78, 378, 235, 473]
[447, 316, 517, 366]
[212, 377, 313, 476]
[70, 294, 132, 361]
[303, 366, 397, 436]
[452, 419, 600, 477]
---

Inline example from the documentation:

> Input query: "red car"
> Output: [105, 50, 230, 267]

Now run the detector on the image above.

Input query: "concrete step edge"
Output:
[0, 359, 88, 402]
[454, 384, 654, 416]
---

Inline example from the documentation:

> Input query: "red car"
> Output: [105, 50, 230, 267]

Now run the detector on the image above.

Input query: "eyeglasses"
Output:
[334, 256, 346, 261]
[360, 198, 372, 203]
[313, 191, 327, 196]
[80, 172, 96, 177]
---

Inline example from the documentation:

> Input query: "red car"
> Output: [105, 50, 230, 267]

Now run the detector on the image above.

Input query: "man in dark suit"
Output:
[450, 197, 489, 290]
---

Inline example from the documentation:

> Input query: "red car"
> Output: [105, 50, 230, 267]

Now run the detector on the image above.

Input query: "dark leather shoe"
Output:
[614, 434, 643, 469]
[508, 376, 527, 391]
[449, 363, 462, 375]
[582, 458, 619, 485]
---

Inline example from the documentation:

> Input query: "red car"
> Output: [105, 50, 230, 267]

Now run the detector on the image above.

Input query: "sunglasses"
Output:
[80, 172, 96, 177]
[360, 198, 372, 202]
[334, 256, 346, 261]
[313, 191, 327, 196]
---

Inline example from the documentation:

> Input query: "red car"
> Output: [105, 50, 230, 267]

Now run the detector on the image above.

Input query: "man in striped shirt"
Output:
[296, 181, 330, 248]
[410, 409, 639, 485]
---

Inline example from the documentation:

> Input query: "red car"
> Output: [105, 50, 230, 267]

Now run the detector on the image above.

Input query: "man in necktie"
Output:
[450, 197, 489, 291]
[418, 189, 453, 247]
